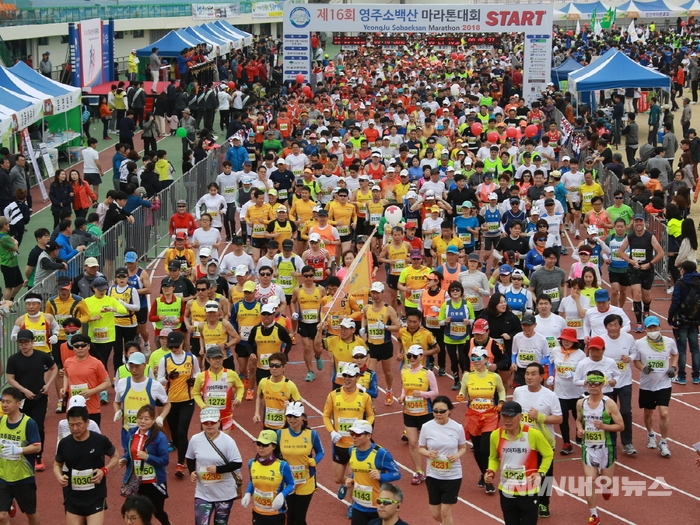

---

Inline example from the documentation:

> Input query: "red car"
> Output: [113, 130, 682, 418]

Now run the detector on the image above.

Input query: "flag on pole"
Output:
[590, 7, 597, 34]
[575, 19, 581, 36]
[629, 20, 638, 42]
[320, 227, 375, 324]
[600, 7, 616, 29]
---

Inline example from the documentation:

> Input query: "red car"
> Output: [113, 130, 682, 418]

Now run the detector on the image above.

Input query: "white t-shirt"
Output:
[601, 333, 637, 389]
[185, 431, 242, 502]
[115, 377, 168, 404]
[192, 228, 223, 260]
[549, 348, 586, 400]
[561, 171, 584, 202]
[558, 295, 590, 340]
[634, 336, 678, 392]
[512, 386, 562, 446]
[284, 153, 310, 177]
[421, 217, 443, 249]
[420, 180, 446, 197]
[82, 147, 100, 174]
[534, 314, 567, 354]
[573, 356, 620, 394]
[220, 251, 255, 282]
[418, 418, 467, 480]
[512, 332, 550, 368]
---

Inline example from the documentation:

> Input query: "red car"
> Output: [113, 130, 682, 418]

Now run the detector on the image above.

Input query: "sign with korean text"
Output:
[192, 3, 241, 20]
[253, 0, 284, 19]
[284, 3, 552, 104]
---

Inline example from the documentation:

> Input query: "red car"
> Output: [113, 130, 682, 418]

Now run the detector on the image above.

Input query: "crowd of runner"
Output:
[1, 24, 700, 525]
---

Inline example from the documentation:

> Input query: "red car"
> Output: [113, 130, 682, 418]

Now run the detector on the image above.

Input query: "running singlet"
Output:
[388, 243, 409, 276]
[297, 286, 322, 324]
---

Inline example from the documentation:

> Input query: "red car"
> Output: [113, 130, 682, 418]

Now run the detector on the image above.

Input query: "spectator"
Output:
[9, 154, 30, 208]
[4, 188, 31, 246]
[119, 110, 137, 150]
[39, 51, 52, 77]
[0, 216, 23, 299]
[49, 169, 73, 229]
[69, 169, 97, 219]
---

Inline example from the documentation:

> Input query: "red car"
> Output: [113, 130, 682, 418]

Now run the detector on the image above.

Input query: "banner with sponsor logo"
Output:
[79, 18, 103, 88]
[253, 0, 284, 19]
[283, 4, 552, 104]
[192, 3, 241, 20]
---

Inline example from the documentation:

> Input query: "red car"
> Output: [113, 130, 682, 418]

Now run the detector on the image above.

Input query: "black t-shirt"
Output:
[270, 170, 295, 193]
[55, 432, 116, 501]
[27, 246, 43, 271]
[170, 276, 196, 298]
[6, 351, 55, 395]
[495, 236, 530, 268]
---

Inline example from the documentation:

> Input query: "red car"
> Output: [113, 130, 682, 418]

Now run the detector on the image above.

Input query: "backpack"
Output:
[678, 277, 700, 324]
[81, 107, 91, 124]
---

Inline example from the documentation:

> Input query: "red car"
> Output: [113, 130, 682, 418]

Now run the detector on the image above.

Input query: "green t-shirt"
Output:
[83, 295, 128, 344]
[148, 348, 169, 371]
[605, 204, 634, 226]
[0, 233, 18, 267]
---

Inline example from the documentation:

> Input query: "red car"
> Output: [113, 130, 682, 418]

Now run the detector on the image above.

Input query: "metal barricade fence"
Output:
[0, 151, 221, 378]
[597, 167, 670, 288]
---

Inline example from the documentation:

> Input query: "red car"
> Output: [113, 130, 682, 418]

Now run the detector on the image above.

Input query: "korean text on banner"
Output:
[192, 2, 241, 20]
[252, 1, 284, 18]
[320, 228, 375, 324]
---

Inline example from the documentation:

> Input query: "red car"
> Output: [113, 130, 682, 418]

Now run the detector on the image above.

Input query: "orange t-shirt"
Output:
[62, 355, 109, 415]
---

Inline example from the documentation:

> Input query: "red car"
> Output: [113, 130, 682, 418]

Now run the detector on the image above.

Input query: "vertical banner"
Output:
[108, 19, 116, 83]
[523, 33, 552, 106]
[79, 18, 103, 88]
[21, 130, 49, 202]
[68, 22, 79, 88]
[102, 20, 112, 83]
[282, 33, 311, 84]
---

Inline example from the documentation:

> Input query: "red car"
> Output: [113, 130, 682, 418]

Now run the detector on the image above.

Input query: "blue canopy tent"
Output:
[182, 26, 229, 55]
[213, 21, 253, 46]
[204, 22, 243, 50]
[552, 57, 583, 88]
[194, 24, 236, 53]
[614, 0, 683, 18]
[568, 49, 672, 92]
[10, 61, 81, 102]
[136, 30, 197, 57]
[556, 2, 611, 19]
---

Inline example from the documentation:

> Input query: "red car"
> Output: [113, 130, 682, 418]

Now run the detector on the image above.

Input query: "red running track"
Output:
[31, 238, 700, 525]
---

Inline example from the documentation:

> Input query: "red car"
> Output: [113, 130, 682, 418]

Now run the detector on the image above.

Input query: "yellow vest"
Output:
[163, 352, 195, 403]
[365, 304, 389, 345]
[109, 286, 136, 327]
[260, 377, 297, 429]
[201, 321, 228, 354]
[349, 445, 381, 509]
[401, 367, 430, 416]
[388, 242, 408, 275]
[189, 299, 208, 338]
[253, 324, 283, 369]
[251, 459, 285, 515]
[121, 377, 156, 431]
[23, 313, 50, 353]
[465, 371, 498, 412]
[236, 302, 262, 342]
[278, 428, 315, 495]
[297, 286, 322, 324]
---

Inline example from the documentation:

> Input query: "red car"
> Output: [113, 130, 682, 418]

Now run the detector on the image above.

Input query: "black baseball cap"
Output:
[500, 401, 522, 417]
[166, 331, 184, 347]
[161, 277, 176, 287]
[232, 236, 244, 245]
[167, 260, 182, 270]
[282, 239, 294, 250]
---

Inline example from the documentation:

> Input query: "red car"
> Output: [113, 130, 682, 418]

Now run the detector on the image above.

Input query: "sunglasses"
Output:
[269, 363, 283, 368]
[302, 273, 315, 278]
[255, 441, 273, 447]
[407, 354, 421, 359]
[72, 343, 88, 349]
[196, 288, 208, 292]
[615, 196, 624, 200]
[259, 273, 272, 277]
[352, 354, 366, 359]
[202, 420, 218, 425]
[342, 373, 357, 378]
[433, 409, 449, 414]
[177, 205, 187, 208]
[470, 355, 484, 361]
[512, 277, 523, 281]
[349, 431, 369, 437]
[376, 498, 399, 506]
[116, 274, 127, 278]
[587, 381, 603, 387]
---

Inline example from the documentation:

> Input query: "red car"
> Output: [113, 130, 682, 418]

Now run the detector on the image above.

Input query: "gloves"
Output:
[430, 306, 440, 313]
[2, 444, 22, 456]
[113, 410, 123, 422]
[546, 376, 554, 386]
[359, 328, 366, 337]
[643, 365, 653, 375]
[168, 370, 180, 380]
[564, 371, 574, 379]
[241, 493, 251, 508]
[155, 416, 164, 427]
[291, 313, 299, 321]
[330, 431, 342, 444]
[186, 377, 196, 387]
[375, 321, 385, 330]
[271, 493, 285, 511]
[49, 335, 58, 345]
[666, 367, 677, 378]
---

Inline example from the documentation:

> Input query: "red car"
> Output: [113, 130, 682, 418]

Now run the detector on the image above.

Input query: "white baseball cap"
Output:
[488, 192, 498, 200]
[309, 233, 322, 243]
[235, 264, 249, 276]
[340, 318, 356, 329]
[406, 344, 424, 356]
[370, 282, 385, 293]
[285, 401, 305, 417]
[352, 346, 368, 356]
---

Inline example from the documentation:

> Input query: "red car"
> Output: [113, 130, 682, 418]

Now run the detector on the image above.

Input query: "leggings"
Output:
[91, 342, 114, 375]
[428, 327, 446, 369]
[194, 498, 233, 525]
[139, 482, 170, 525]
[22, 395, 47, 455]
[559, 397, 579, 445]
[114, 325, 138, 373]
[167, 400, 194, 464]
[223, 204, 237, 240]
[470, 431, 492, 475]
[445, 343, 468, 377]
[286, 493, 313, 525]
